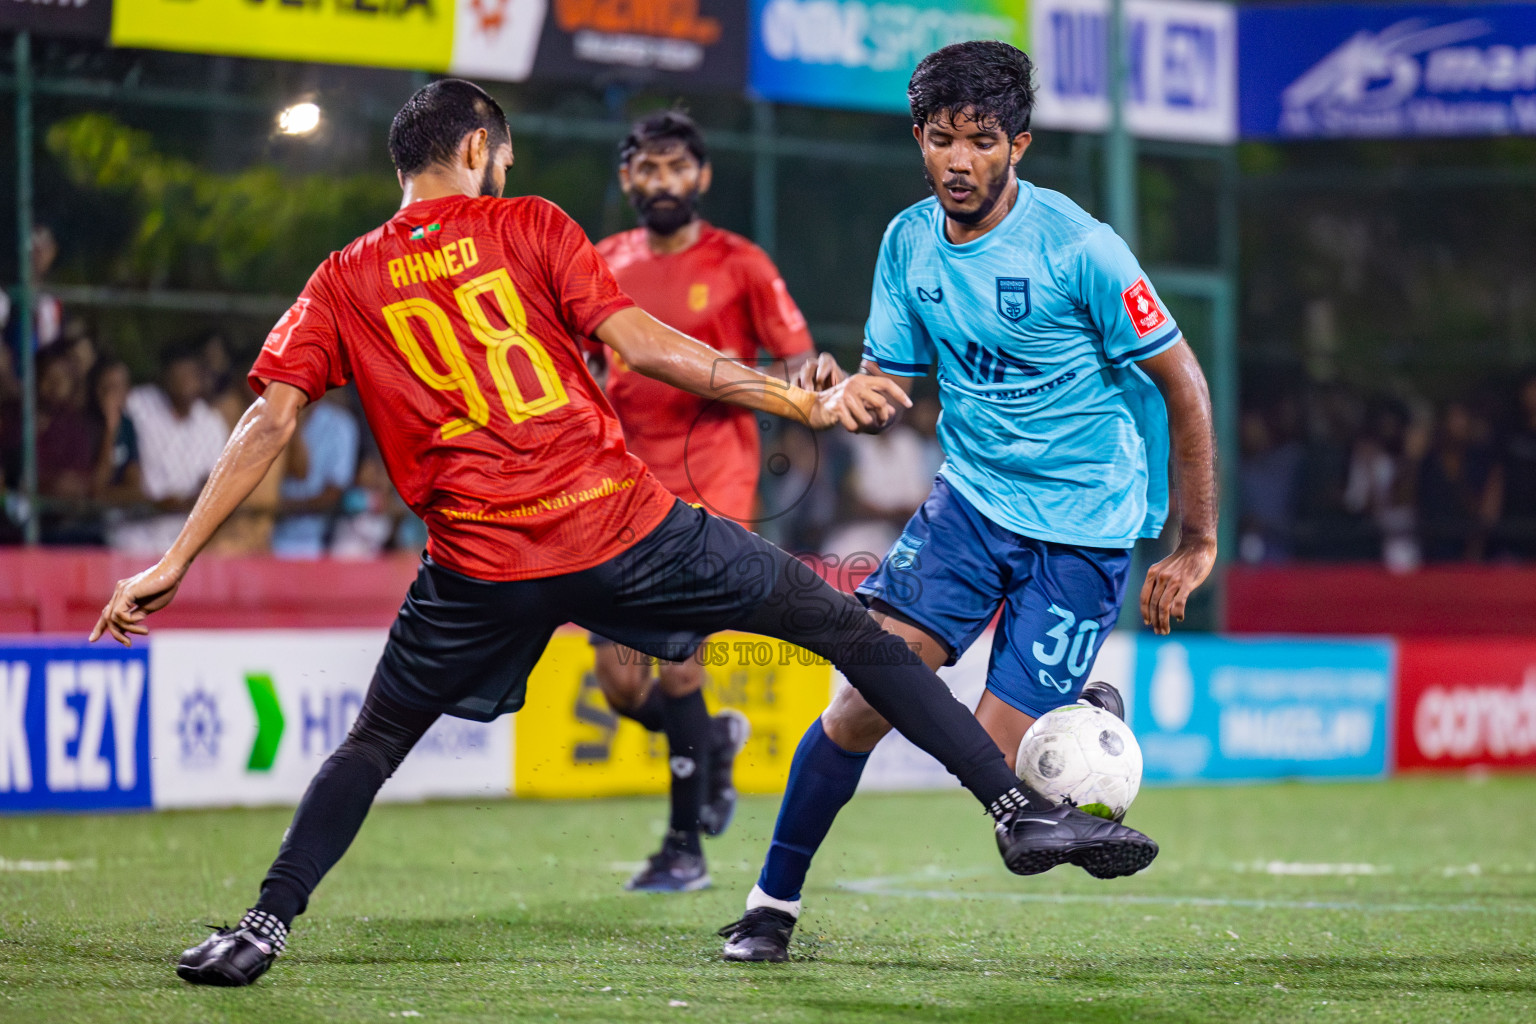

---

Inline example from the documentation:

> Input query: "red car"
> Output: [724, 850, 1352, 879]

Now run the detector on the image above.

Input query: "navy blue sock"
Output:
[757, 718, 869, 902]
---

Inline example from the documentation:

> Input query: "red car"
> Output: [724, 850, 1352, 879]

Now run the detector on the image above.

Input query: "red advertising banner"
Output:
[1396, 639, 1536, 771]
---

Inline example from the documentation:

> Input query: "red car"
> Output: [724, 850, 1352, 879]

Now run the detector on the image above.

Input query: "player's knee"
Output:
[334, 729, 408, 782]
[593, 649, 651, 712]
[821, 686, 891, 752]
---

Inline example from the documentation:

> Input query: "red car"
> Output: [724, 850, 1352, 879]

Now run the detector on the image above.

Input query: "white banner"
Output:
[857, 630, 1136, 791]
[450, 0, 547, 82]
[150, 631, 511, 809]
[1031, 0, 1238, 144]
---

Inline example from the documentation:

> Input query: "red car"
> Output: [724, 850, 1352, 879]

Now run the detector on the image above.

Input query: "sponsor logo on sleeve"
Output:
[263, 297, 311, 357]
[1121, 277, 1168, 338]
[771, 277, 807, 331]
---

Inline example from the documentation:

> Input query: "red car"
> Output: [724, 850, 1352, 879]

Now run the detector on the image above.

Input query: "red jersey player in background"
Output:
[590, 110, 816, 893]
[89, 80, 1156, 989]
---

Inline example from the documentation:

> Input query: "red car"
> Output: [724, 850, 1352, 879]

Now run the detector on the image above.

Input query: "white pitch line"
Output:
[0, 857, 91, 872]
[837, 872, 1536, 915]
[1236, 861, 1388, 876]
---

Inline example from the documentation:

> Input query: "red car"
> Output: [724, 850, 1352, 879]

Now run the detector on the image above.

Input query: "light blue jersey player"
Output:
[854, 184, 1176, 715]
[721, 40, 1217, 963]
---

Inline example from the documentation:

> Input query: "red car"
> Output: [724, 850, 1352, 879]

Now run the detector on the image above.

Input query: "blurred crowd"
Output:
[1239, 374, 1536, 569]
[4, 221, 1534, 569]
[0, 235, 427, 557]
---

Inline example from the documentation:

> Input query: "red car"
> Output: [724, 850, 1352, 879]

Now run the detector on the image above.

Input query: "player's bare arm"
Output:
[90, 381, 309, 647]
[595, 306, 910, 432]
[1135, 340, 1218, 635]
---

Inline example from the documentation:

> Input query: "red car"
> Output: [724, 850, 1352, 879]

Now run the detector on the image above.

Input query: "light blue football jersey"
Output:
[863, 182, 1180, 549]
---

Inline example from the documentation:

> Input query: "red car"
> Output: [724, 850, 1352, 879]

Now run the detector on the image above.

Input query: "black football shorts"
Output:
[372, 500, 852, 721]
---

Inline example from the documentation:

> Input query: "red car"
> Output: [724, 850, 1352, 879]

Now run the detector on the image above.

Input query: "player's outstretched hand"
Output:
[90, 558, 187, 647]
[792, 353, 848, 392]
[808, 373, 911, 432]
[1139, 539, 1216, 635]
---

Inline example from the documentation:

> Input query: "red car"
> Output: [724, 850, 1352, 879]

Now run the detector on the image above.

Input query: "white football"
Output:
[1015, 704, 1143, 821]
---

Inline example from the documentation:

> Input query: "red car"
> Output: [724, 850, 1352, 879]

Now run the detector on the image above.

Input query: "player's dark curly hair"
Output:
[618, 108, 708, 166]
[908, 40, 1035, 138]
[389, 79, 511, 177]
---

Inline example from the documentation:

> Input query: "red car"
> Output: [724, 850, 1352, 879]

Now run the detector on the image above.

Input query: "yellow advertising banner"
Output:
[112, 0, 456, 72]
[514, 630, 834, 799]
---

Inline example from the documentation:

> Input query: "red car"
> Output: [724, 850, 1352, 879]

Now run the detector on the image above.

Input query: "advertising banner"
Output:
[150, 631, 510, 808]
[112, 0, 735, 86]
[1031, 0, 1238, 143]
[112, 0, 458, 71]
[450, 0, 548, 81]
[530, 0, 748, 88]
[0, 638, 151, 813]
[1396, 639, 1536, 771]
[1133, 636, 1393, 782]
[2, 0, 113, 40]
[513, 630, 832, 798]
[859, 631, 1136, 792]
[1240, 3, 1536, 140]
[748, 0, 1025, 114]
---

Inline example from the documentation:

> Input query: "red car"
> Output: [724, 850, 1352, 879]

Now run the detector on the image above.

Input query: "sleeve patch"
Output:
[771, 277, 808, 333]
[263, 297, 311, 358]
[1120, 278, 1167, 339]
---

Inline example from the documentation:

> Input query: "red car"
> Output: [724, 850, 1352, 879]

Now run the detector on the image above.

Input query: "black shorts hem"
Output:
[865, 597, 957, 666]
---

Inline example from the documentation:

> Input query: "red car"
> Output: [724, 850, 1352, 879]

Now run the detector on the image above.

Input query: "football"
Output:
[1016, 704, 1143, 821]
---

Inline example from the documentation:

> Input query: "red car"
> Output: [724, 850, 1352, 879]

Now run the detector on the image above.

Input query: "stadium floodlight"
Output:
[278, 102, 322, 136]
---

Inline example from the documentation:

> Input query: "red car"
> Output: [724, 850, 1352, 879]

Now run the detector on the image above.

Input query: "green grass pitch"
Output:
[3, 776, 1534, 1023]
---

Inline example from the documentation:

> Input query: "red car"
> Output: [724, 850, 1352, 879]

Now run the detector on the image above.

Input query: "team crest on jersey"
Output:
[996, 278, 1031, 322]
[1121, 278, 1168, 338]
[688, 283, 709, 312]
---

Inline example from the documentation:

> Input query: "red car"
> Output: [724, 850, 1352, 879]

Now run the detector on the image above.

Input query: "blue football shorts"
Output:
[856, 475, 1132, 719]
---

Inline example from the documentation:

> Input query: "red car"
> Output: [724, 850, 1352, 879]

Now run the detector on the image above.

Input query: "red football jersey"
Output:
[250, 194, 675, 581]
[595, 223, 813, 522]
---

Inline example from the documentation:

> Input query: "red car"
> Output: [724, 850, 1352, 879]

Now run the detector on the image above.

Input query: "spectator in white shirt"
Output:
[107, 344, 228, 555]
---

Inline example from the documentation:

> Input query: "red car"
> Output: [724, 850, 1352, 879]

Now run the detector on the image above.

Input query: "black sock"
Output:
[666, 827, 702, 856]
[662, 690, 711, 836]
[614, 685, 665, 733]
[256, 752, 388, 928]
[254, 682, 439, 928]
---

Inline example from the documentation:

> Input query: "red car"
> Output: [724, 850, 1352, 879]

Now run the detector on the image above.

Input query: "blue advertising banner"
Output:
[1241, 3, 1536, 139]
[1131, 636, 1393, 782]
[748, 0, 1026, 113]
[0, 639, 151, 813]
[1032, 0, 1238, 144]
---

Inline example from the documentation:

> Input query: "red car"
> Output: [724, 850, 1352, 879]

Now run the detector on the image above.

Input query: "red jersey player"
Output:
[89, 80, 1155, 988]
[589, 111, 816, 893]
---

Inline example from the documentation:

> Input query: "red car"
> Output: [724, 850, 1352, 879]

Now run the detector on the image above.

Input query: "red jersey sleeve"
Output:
[531, 201, 635, 339]
[737, 244, 813, 360]
[249, 263, 350, 401]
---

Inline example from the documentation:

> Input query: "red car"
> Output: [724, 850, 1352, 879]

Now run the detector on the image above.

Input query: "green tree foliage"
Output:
[46, 113, 398, 294]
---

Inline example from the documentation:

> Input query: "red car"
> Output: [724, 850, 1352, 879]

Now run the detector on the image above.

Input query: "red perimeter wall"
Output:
[1226, 565, 1536, 636]
[4, 551, 1534, 637]
[0, 549, 421, 633]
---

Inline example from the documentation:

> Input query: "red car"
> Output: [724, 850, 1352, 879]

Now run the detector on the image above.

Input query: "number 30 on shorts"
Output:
[1031, 604, 1101, 685]
[383, 268, 570, 440]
